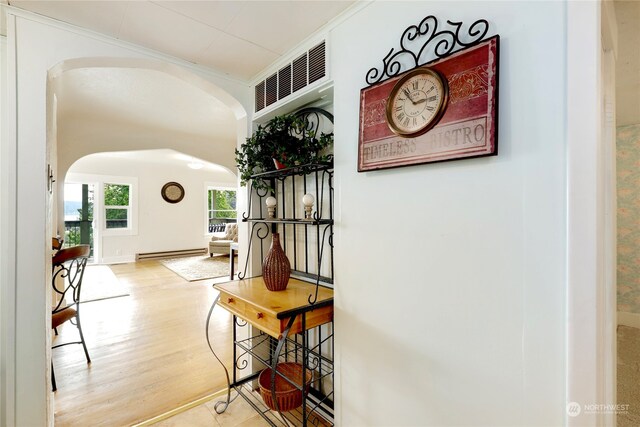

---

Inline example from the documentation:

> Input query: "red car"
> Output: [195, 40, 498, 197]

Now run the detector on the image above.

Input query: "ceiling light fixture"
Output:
[187, 159, 204, 170]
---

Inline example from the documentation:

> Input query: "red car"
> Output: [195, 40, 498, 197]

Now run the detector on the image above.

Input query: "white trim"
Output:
[204, 184, 237, 235]
[252, 79, 334, 123]
[566, 2, 610, 426]
[618, 312, 640, 329]
[1, 4, 249, 87]
[102, 179, 137, 237]
[5, 9, 51, 423]
[0, 16, 16, 427]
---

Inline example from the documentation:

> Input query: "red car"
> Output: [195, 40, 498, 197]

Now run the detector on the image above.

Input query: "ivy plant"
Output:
[235, 113, 333, 188]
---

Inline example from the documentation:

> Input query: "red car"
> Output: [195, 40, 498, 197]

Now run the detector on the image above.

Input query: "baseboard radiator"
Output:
[136, 247, 207, 261]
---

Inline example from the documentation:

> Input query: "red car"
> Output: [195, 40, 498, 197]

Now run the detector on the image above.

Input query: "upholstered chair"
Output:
[209, 223, 238, 256]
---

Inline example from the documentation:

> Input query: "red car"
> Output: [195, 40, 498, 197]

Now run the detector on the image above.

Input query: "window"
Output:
[104, 183, 130, 229]
[207, 188, 236, 232]
[63, 182, 94, 250]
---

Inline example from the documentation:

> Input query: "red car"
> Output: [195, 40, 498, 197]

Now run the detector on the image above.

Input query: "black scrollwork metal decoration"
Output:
[365, 16, 489, 86]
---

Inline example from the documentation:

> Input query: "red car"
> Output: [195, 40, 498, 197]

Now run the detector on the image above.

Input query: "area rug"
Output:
[81, 264, 130, 303]
[160, 255, 237, 282]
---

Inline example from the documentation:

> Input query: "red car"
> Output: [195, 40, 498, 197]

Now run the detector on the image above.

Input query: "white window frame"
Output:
[204, 183, 237, 235]
[103, 183, 131, 232]
[66, 173, 138, 239]
[102, 178, 137, 236]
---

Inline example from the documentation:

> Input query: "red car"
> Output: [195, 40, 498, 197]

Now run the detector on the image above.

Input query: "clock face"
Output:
[386, 68, 449, 137]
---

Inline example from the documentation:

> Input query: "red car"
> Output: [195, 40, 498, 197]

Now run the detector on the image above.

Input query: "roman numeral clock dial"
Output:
[385, 67, 449, 137]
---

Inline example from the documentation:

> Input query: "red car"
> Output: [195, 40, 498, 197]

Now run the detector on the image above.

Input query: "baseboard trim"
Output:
[131, 388, 228, 427]
[136, 247, 207, 261]
[618, 311, 640, 328]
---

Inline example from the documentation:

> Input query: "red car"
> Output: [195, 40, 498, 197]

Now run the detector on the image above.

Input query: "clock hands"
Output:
[403, 88, 418, 105]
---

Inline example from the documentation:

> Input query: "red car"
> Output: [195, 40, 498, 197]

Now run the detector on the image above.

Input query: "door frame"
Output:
[566, 1, 617, 425]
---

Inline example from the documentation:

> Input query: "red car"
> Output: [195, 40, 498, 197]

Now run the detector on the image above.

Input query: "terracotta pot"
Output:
[263, 233, 290, 291]
[273, 158, 287, 170]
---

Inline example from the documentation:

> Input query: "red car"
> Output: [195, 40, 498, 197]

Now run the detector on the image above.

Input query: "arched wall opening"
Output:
[64, 149, 237, 264]
[48, 58, 247, 245]
[2, 12, 251, 425]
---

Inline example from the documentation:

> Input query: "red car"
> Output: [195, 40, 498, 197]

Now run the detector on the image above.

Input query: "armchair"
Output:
[209, 223, 238, 256]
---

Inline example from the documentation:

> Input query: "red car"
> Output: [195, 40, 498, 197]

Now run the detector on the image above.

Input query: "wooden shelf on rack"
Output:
[215, 277, 333, 339]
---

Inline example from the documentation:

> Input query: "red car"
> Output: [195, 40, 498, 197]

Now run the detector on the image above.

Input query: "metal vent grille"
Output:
[292, 53, 308, 93]
[255, 81, 265, 112]
[254, 39, 326, 113]
[308, 41, 326, 84]
[278, 64, 292, 100]
[265, 73, 278, 107]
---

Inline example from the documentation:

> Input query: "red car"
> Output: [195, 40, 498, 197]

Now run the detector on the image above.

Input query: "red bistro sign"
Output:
[358, 35, 499, 172]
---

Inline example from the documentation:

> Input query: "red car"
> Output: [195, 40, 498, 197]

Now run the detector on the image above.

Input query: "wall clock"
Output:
[385, 67, 449, 137]
[358, 35, 499, 172]
[161, 182, 185, 204]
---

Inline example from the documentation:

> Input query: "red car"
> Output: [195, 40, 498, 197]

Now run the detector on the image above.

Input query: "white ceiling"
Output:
[56, 67, 236, 140]
[2, 1, 354, 174]
[54, 67, 240, 171]
[5, 0, 354, 81]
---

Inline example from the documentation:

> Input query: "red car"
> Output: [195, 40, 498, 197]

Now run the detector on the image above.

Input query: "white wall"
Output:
[0, 2, 611, 426]
[67, 154, 236, 263]
[0, 33, 12, 427]
[331, 2, 566, 425]
[0, 9, 250, 426]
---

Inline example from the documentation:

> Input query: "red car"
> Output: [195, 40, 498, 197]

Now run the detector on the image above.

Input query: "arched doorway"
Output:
[47, 59, 247, 423]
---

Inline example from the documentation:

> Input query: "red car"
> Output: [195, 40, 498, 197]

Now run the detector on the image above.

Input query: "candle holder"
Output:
[265, 196, 277, 218]
[302, 194, 314, 220]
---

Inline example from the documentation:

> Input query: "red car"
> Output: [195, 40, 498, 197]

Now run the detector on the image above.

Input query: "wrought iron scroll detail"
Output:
[294, 107, 334, 140]
[365, 16, 489, 86]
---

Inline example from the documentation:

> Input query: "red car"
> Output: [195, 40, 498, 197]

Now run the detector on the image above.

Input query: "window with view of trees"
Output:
[64, 183, 94, 250]
[208, 189, 236, 232]
[104, 183, 130, 229]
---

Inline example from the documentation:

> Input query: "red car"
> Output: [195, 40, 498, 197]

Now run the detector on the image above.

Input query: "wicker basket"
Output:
[258, 362, 313, 412]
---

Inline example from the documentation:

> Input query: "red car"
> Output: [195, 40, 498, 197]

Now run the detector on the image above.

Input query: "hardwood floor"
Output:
[53, 259, 234, 427]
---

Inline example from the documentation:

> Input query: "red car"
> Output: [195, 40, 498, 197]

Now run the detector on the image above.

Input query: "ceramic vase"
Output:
[263, 232, 291, 291]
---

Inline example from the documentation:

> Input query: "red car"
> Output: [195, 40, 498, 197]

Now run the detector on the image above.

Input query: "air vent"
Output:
[292, 53, 308, 93]
[255, 81, 265, 112]
[278, 65, 292, 99]
[265, 73, 278, 107]
[254, 40, 327, 113]
[308, 42, 326, 84]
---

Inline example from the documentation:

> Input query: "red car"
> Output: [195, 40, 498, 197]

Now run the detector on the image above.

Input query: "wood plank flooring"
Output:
[53, 260, 234, 427]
